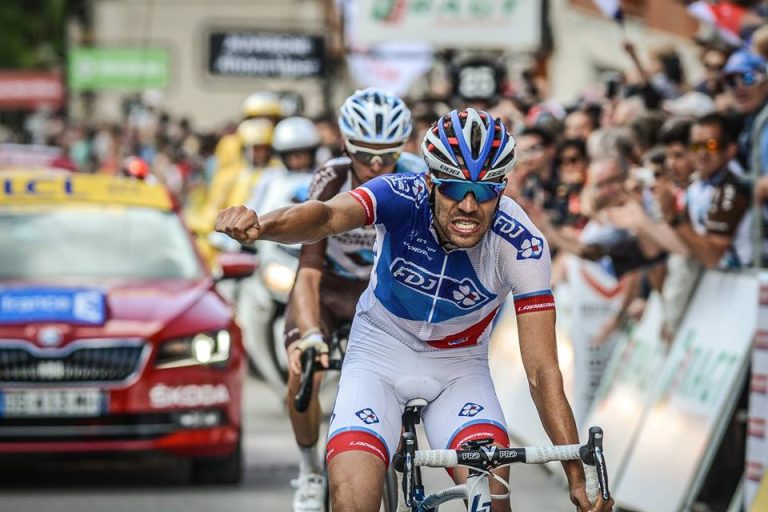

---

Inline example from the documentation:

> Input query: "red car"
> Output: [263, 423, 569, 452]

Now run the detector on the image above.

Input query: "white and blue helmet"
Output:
[422, 108, 516, 181]
[338, 88, 412, 144]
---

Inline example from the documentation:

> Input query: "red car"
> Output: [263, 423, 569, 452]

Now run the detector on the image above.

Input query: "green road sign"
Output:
[69, 48, 169, 90]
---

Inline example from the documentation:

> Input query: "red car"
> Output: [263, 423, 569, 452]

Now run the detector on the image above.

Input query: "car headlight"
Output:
[262, 261, 296, 295]
[155, 330, 231, 369]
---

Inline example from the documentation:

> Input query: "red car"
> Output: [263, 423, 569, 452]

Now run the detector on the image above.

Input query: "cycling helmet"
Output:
[338, 88, 412, 144]
[241, 91, 284, 120]
[237, 118, 274, 146]
[272, 117, 321, 153]
[422, 108, 516, 181]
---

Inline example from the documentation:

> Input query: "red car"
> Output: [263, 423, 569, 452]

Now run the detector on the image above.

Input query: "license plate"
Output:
[1, 389, 105, 417]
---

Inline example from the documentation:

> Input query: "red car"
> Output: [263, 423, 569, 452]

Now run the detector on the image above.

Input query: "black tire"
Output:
[190, 435, 243, 485]
[266, 304, 289, 384]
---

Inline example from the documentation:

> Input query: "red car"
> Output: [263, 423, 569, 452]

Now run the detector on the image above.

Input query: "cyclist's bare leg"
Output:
[450, 446, 511, 512]
[287, 368, 324, 446]
[328, 451, 385, 512]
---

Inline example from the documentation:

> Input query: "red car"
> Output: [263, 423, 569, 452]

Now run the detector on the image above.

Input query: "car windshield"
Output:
[0, 206, 203, 280]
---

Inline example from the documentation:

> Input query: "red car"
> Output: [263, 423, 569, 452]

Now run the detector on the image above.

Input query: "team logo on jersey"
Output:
[355, 408, 380, 424]
[459, 402, 484, 417]
[492, 212, 544, 260]
[382, 175, 427, 202]
[390, 258, 490, 310]
[519, 237, 543, 259]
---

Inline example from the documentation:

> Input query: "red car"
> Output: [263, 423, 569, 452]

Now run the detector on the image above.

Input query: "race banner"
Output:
[567, 256, 625, 427]
[615, 271, 757, 512]
[745, 272, 768, 508]
[349, 0, 542, 50]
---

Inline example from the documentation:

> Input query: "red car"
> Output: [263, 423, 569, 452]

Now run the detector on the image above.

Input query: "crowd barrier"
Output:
[490, 257, 764, 512]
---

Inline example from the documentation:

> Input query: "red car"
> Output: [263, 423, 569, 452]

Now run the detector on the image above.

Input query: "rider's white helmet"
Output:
[338, 88, 412, 144]
[272, 117, 321, 153]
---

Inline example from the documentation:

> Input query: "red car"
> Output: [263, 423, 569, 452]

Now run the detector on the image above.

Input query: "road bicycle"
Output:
[390, 398, 610, 511]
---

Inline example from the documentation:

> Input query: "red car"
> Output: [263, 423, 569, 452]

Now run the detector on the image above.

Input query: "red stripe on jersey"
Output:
[426, 306, 500, 349]
[514, 294, 555, 315]
[348, 189, 375, 226]
[446, 423, 509, 479]
[326, 430, 389, 467]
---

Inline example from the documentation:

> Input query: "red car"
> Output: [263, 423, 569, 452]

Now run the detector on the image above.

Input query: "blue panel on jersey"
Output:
[492, 211, 544, 260]
[373, 231, 497, 323]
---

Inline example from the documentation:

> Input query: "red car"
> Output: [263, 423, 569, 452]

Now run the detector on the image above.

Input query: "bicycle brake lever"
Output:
[580, 426, 610, 501]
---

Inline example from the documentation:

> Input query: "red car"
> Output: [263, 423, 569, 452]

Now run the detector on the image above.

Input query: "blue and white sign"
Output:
[0, 288, 106, 325]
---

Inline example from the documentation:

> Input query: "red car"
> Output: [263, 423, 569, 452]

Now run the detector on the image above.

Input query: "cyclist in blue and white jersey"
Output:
[216, 109, 613, 512]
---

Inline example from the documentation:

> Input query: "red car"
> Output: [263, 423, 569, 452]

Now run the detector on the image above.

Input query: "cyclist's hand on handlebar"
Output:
[288, 332, 329, 376]
[571, 486, 614, 512]
[215, 206, 261, 245]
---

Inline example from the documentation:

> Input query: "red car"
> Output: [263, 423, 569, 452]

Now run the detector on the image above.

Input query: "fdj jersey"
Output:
[349, 173, 554, 351]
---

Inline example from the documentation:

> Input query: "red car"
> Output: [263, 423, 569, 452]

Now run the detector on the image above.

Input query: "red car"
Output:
[0, 170, 252, 483]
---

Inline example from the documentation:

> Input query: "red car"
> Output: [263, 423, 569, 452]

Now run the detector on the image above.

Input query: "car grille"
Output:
[0, 345, 145, 383]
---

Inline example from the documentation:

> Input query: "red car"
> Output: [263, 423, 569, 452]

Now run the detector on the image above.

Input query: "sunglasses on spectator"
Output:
[689, 138, 723, 153]
[724, 71, 765, 88]
[430, 175, 506, 203]
[704, 62, 724, 72]
[345, 140, 402, 166]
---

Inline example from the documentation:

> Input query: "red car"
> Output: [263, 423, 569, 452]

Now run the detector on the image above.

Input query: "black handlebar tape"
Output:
[294, 347, 317, 413]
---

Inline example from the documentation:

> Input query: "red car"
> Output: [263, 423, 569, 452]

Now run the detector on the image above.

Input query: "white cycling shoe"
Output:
[291, 473, 326, 512]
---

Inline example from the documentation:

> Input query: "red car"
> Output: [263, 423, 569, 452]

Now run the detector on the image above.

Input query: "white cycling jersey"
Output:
[348, 172, 555, 352]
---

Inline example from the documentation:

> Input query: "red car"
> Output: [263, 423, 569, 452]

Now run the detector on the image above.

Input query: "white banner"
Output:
[583, 292, 665, 483]
[746, 273, 768, 508]
[347, 42, 434, 96]
[567, 257, 625, 427]
[615, 271, 757, 512]
[349, 0, 542, 50]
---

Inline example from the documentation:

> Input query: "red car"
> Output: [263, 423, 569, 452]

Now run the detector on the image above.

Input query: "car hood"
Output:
[0, 278, 220, 343]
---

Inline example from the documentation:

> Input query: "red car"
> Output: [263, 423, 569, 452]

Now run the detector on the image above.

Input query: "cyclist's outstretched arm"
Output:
[517, 310, 611, 512]
[215, 193, 367, 246]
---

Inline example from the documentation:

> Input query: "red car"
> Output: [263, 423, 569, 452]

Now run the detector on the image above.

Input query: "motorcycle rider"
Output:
[285, 88, 423, 511]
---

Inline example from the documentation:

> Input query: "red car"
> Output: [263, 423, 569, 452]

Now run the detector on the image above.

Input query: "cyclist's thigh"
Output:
[422, 366, 510, 452]
[325, 358, 401, 468]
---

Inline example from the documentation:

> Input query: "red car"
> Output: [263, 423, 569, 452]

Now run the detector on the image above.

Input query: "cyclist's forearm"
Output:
[528, 367, 584, 484]
[291, 269, 323, 336]
[260, 201, 334, 244]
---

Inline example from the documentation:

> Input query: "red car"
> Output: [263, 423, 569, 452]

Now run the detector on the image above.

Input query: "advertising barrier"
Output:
[583, 291, 666, 483]
[745, 272, 768, 508]
[614, 271, 757, 512]
[566, 257, 625, 427]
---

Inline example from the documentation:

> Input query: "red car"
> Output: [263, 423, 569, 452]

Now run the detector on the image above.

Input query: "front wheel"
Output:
[382, 465, 401, 512]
